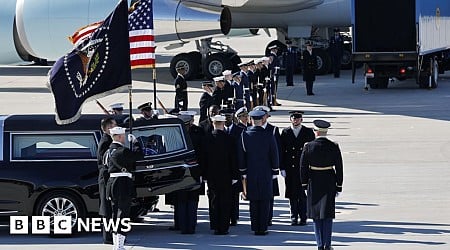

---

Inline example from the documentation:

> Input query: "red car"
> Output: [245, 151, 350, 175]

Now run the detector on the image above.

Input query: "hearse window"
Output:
[131, 125, 186, 157]
[12, 133, 97, 160]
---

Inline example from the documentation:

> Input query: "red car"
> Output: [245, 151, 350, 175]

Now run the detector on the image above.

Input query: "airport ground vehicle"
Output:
[351, 0, 450, 89]
[0, 114, 199, 229]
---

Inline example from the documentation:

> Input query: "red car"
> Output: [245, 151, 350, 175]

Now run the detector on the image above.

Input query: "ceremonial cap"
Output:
[248, 110, 265, 120]
[253, 105, 271, 114]
[211, 115, 226, 122]
[247, 60, 255, 65]
[222, 70, 232, 76]
[219, 108, 235, 115]
[313, 119, 331, 131]
[305, 41, 313, 46]
[202, 81, 214, 87]
[289, 110, 304, 118]
[138, 102, 152, 110]
[238, 62, 247, 67]
[109, 126, 126, 135]
[110, 103, 124, 110]
[232, 72, 241, 78]
[261, 56, 270, 61]
[213, 76, 224, 82]
[179, 110, 197, 116]
[268, 45, 278, 50]
[236, 107, 248, 117]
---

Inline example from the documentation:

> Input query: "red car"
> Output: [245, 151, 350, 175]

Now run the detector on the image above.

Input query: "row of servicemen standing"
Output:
[96, 101, 344, 250]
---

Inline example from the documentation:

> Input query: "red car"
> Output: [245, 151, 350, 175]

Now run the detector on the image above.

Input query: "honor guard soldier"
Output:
[232, 72, 245, 110]
[199, 81, 214, 123]
[329, 28, 344, 78]
[280, 111, 315, 226]
[238, 109, 279, 235]
[302, 41, 318, 95]
[211, 76, 227, 107]
[260, 57, 272, 109]
[283, 40, 298, 86]
[109, 103, 130, 125]
[105, 127, 144, 250]
[300, 120, 343, 250]
[268, 45, 281, 106]
[174, 65, 188, 111]
[247, 60, 258, 108]
[252, 106, 281, 226]
[97, 117, 116, 244]
[136, 102, 157, 121]
[202, 115, 239, 235]
[235, 107, 250, 129]
[238, 62, 251, 110]
[222, 70, 235, 108]
[199, 104, 220, 135]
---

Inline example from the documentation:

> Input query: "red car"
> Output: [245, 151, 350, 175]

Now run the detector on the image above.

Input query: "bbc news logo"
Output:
[10, 216, 131, 235]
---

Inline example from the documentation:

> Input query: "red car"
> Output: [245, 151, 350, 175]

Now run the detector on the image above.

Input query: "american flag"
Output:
[128, 0, 155, 69]
[69, 0, 155, 69]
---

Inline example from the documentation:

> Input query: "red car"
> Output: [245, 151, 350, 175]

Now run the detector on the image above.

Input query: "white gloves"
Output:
[127, 134, 137, 143]
[232, 179, 238, 185]
[281, 170, 286, 178]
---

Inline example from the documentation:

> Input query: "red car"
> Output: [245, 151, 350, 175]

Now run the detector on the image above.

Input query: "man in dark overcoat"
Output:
[199, 81, 214, 123]
[300, 120, 343, 250]
[302, 41, 317, 95]
[280, 111, 315, 226]
[174, 66, 188, 111]
[238, 110, 279, 235]
[97, 117, 116, 244]
[202, 114, 239, 235]
[329, 28, 344, 78]
[283, 40, 298, 86]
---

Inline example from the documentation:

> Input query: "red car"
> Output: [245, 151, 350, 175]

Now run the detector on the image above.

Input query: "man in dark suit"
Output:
[174, 66, 188, 111]
[300, 120, 343, 250]
[97, 117, 116, 244]
[202, 114, 239, 235]
[302, 41, 317, 95]
[329, 28, 344, 78]
[238, 110, 279, 235]
[283, 40, 298, 86]
[280, 111, 315, 226]
[199, 81, 214, 123]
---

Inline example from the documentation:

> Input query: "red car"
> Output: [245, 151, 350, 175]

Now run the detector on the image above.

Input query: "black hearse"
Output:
[0, 114, 199, 227]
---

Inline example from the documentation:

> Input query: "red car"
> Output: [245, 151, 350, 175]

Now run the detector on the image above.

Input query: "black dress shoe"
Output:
[291, 219, 298, 225]
[214, 230, 229, 235]
[298, 220, 307, 226]
[169, 226, 180, 231]
[254, 230, 268, 236]
[307, 93, 315, 96]
[230, 221, 237, 226]
[286, 84, 294, 86]
[181, 230, 195, 234]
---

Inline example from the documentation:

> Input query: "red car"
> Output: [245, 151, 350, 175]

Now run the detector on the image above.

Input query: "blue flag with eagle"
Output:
[47, 0, 131, 125]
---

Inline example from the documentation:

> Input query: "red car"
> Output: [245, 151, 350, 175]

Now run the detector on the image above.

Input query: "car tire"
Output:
[35, 191, 85, 235]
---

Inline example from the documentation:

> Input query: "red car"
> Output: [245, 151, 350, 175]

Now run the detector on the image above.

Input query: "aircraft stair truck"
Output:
[351, 0, 450, 89]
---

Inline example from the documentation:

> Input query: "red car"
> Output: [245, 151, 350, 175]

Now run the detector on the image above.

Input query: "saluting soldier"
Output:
[202, 115, 239, 235]
[199, 104, 220, 135]
[238, 110, 279, 235]
[283, 40, 298, 86]
[97, 117, 116, 245]
[302, 41, 318, 96]
[300, 120, 343, 250]
[235, 107, 250, 130]
[105, 127, 144, 250]
[280, 111, 315, 226]
[199, 81, 214, 123]
[174, 66, 188, 111]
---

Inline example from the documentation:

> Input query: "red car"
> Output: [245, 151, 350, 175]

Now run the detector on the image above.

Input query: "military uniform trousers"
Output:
[176, 197, 198, 233]
[175, 91, 188, 111]
[107, 176, 134, 235]
[268, 178, 280, 224]
[230, 181, 242, 224]
[98, 167, 112, 243]
[207, 189, 231, 233]
[288, 189, 307, 223]
[249, 199, 271, 233]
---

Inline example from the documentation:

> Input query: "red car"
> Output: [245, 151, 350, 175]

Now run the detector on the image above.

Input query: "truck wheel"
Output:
[340, 49, 352, 70]
[35, 191, 85, 235]
[313, 48, 331, 75]
[202, 53, 233, 79]
[378, 77, 389, 89]
[169, 53, 199, 80]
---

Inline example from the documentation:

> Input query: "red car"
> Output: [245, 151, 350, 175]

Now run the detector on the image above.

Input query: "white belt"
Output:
[110, 172, 132, 178]
[309, 166, 334, 171]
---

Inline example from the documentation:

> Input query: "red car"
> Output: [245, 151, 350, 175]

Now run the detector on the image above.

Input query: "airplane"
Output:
[0, 0, 352, 79]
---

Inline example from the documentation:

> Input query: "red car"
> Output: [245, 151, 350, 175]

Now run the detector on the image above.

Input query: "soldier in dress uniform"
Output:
[211, 76, 227, 107]
[252, 106, 281, 226]
[175, 111, 204, 234]
[238, 110, 279, 235]
[174, 65, 188, 111]
[222, 70, 235, 108]
[247, 60, 258, 108]
[238, 62, 251, 110]
[302, 41, 318, 96]
[202, 114, 239, 235]
[199, 81, 214, 123]
[109, 103, 130, 125]
[235, 107, 250, 130]
[199, 104, 220, 135]
[268, 45, 281, 106]
[260, 57, 272, 109]
[280, 111, 315, 226]
[105, 127, 144, 250]
[97, 117, 116, 244]
[329, 28, 344, 78]
[300, 120, 343, 250]
[136, 102, 157, 121]
[232, 72, 245, 110]
[283, 40, 298, 86]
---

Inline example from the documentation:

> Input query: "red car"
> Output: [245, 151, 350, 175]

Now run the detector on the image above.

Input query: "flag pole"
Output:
[128, 85, 133, 149]
[153, 65, 157, 111]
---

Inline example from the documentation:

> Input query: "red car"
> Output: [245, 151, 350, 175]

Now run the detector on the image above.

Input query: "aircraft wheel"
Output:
[170, 53, 199, 80]
[202, 53, 232, 79]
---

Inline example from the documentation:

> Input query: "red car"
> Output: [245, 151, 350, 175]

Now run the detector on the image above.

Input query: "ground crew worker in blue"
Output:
[238, 109, 279, 235]
[174, 65, 188, 111]
[300, 120, 343, 250]
[105, 126, 144, 250]
[280, 111, 315, 226]
[283, 40, 298, 86]
[202, 114, 239, 235]
[97, 117, 116, 245]
[302, 41, 318, 95]
[329, 28, 344, 78]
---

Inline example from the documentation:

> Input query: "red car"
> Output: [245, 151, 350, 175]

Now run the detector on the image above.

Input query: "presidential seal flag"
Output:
[47, 0, 131, 125]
